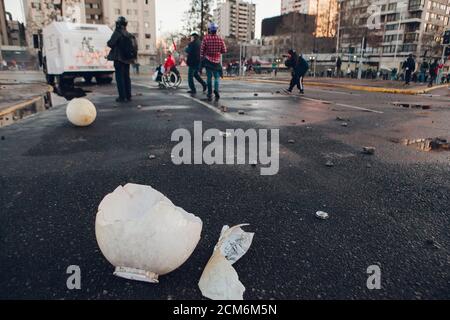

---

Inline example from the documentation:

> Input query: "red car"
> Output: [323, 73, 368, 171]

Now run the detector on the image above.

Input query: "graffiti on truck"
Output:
[74, 36, 112, 67]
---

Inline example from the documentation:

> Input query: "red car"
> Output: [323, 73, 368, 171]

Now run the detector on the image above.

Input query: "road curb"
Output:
[235, 78, 448, 95]
[0, 85, 53, 126]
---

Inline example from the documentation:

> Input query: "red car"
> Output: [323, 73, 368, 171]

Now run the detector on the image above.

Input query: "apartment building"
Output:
[0, 0, 9, 46]
[103, 0, 157, 64]
[338, 0, 450, 69]
[85, 0, 103, 24]
[280, 0, 338, 37]
[23, 0, 86, 48]
[213, 0, 256, 42]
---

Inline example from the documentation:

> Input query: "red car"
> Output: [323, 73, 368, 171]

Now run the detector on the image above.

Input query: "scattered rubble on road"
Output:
[392, 102, 431, 110]
[402, 138, 449, 152]
[315, 211, 330, 220]
[362, 147, 376, 155]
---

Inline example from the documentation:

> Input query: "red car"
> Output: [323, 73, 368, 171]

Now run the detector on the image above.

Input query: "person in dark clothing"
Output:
[295, 54, 309, 94]
[185, 32, 207, 95]
[403, 54, 415, 85]
[428, 59, 440, 87]
[336, 56, 342, 78]
[107, 16, 135, 103]
[284, 49, 299, 94]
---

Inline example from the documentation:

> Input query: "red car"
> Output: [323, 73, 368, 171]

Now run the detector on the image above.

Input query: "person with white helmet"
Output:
[200, 22, 227, 101]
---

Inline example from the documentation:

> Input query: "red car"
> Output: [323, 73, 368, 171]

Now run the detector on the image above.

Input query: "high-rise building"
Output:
[280, 0, 338, 37]
[0, 0, 8, 46]
[337, 0, 450, 70]
[213, 0, 256, 42]
[85, 0, 103, 24]
[23, 0, 86, 48]
[103, 0, 157, 64]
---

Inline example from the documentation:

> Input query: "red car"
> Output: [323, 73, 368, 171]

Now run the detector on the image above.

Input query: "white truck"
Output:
[39, 22, 115, 91]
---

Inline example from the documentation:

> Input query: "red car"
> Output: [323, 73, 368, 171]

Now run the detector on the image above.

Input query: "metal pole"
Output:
[336, 1, 341, 55]
[200, 0, 204, 36]
[358, 36, 364, 79]
[393, 11, 402, 67]
[239, 43, 242, 76]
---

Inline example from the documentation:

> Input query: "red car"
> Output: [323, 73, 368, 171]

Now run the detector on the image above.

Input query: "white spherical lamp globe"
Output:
[95, 184, 203, 283]
[66, 98, 97, 127]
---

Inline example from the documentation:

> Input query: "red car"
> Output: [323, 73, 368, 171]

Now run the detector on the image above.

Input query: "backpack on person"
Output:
[121, 32, 138, 62]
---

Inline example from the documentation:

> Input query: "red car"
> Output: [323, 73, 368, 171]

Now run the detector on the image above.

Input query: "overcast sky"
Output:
[4, 0, 281, 39]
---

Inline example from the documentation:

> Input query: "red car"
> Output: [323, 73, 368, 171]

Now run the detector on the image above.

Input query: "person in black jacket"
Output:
[295, 54, 309, 94]
[185, 32, 207, 95]
[107, 16, 134, 103]
[402, 54, 416, 85]
[284, 49, 299, 94]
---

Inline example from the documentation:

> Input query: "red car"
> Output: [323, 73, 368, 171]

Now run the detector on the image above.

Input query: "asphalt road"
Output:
[0, 76, 450, 300]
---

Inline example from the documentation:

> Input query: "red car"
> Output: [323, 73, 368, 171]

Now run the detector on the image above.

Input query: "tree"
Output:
[183, 0, 214, 36]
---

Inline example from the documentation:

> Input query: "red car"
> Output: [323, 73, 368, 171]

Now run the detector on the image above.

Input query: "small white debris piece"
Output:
[198, 224, 254, 300]
[315, 211, 329, 220]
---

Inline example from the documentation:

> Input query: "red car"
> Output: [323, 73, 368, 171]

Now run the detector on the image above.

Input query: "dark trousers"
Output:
[405, 70, 412, 84]
[114, 61, 131, 100]
[289, 72, 304, 91]
[188, 65, 206, 93]
[428, 73, 437, 87]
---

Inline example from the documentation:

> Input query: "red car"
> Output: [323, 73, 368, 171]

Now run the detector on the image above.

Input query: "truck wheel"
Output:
[46, 74, 55, 86]
[83, 76, 93, 84]
[96, 76, 113, 85]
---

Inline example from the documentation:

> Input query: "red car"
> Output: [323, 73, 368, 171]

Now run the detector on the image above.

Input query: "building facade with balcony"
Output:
[23, 0, 86, 50]
[85, 0, 103, 24]
[281, 0, 338, 37]
[103, 0, 157, 64]
[338, 0, 450, 70]
[213, 0, 256, 42]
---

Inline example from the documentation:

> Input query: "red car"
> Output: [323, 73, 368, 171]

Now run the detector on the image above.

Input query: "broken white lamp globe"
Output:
[66, 98, 97, 127]
[95, 183, 203, 283]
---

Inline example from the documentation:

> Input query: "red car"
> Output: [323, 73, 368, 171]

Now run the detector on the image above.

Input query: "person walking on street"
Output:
[428, 58, 444, 87]
[296, 54, 309, 95]
[283, 49, 299, 94]
[107, 16, 138, 103]
[200, 22, 227, 102]
[185, 32, 207, 96]
[336, 56, 342, 78]
[403, 54, 415, 85]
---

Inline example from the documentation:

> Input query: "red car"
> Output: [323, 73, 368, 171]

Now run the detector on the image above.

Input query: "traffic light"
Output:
[443, 30, 450, 45]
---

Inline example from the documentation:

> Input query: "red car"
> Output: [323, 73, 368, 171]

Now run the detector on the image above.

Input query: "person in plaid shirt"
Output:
[201, 23, 227, 101]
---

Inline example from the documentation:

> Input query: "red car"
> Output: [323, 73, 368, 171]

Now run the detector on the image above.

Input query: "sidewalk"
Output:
[0, 83, 53, 127]
[227, 74, 448, 95]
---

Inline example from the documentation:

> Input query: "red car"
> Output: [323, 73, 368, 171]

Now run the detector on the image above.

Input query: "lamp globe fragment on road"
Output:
[95, 184, 203, 283]
[66, 98, 97, 127]
[199, 224, 254, 300]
